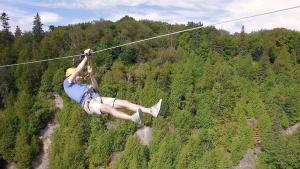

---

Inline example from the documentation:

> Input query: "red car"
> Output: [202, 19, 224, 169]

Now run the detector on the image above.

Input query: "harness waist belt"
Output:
[80, 89, 100, 106]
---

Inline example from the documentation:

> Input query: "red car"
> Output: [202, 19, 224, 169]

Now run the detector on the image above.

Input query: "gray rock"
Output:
[135, 126, 152, 146]
[233, 149, 255, 169]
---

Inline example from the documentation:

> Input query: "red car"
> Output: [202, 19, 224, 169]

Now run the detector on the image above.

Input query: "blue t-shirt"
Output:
[63, 78, 90, 104]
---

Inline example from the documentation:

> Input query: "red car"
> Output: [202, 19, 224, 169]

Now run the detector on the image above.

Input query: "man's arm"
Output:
[89, 69, 98, 90]
[68, 56, 88, 82]
[87, 59, 98, 90]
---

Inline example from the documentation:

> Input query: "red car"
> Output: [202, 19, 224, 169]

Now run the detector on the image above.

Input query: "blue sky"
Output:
[1, 0, 299, 33]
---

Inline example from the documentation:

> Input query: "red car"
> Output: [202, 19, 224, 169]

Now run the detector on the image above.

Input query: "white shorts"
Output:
[83, 96, 116, 115]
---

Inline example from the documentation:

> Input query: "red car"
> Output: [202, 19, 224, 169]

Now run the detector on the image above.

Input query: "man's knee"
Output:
[100, 104, 114, 114]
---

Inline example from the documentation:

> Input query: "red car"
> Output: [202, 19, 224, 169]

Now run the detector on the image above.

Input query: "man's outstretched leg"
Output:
[100, 104, 143, 124]
[113, 99, 162, 117]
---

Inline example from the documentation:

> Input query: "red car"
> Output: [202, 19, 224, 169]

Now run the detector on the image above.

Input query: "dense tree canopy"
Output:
[0, 12, 299, 169]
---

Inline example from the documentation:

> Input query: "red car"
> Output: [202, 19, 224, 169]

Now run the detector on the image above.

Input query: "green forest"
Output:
[0, 12, 299, 169]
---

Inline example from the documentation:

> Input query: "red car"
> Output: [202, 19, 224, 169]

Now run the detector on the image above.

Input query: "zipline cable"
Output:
[0, 5, 299, 68]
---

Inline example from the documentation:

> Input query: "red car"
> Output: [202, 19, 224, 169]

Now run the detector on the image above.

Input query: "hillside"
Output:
[0, 15, 299, 169]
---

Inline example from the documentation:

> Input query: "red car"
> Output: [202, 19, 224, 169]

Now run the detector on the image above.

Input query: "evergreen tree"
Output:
[0, 12, 10, 33]
[48, 25, 55, 32]
[15, 26, 22, 37]
[238, 25, 247, 55]
[14, 128, 32, 169]
[112, 136, 147, 169]
[86, 119, 113, 168]
[0, 12, 13, 43]
[0, 105, 18, 162]
[197, 147, 233, 169]
[32, 13, 44, 43]
[175, 129, 216, 169]
[241, 25, 245, 36]
[148, 135, 180, 169]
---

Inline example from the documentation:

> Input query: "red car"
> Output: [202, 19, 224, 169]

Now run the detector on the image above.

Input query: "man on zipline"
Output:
[63, 49, 162, 124]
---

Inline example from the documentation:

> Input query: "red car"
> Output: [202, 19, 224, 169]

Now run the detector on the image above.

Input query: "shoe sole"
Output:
[138, 108, 144, 125]
[153, 99, 162, 117]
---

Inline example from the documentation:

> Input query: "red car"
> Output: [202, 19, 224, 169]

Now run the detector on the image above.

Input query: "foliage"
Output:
[0, 14, 299, 169]
[112, 135, 147, 169]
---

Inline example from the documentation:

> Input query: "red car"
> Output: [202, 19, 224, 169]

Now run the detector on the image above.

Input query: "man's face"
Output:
[74, 73, 82, 84]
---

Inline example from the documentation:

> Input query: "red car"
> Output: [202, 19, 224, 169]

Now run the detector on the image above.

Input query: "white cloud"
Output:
[109, 11, 185, 24]
[13, 0, 135, 9]
[214, 0, 300, 33]
[0, 3, 61, 32]
[2, 0, 300, 33]
[0, 3, 27, 17]
[40, 11, 61, 23]
[0, 3, 31, 31]
[87, 0, 300, 33]
[13, 0, 223, 10]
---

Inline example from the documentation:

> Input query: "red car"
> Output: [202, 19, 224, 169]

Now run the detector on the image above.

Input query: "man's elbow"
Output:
[92, 83, 98, 90]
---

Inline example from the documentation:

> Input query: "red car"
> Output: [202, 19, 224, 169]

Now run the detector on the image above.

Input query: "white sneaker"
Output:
[150, 99, 162, 117]
[131, 108, 143, 125]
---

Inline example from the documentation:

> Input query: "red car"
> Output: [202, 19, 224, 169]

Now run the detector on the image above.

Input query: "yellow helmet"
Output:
[65, 67, 76, 77]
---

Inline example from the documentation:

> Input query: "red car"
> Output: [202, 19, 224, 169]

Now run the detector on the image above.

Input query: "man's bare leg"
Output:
[100, 104, 143, 124]
[113, 99, 151, 114]
[100, 104, 132, 120]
